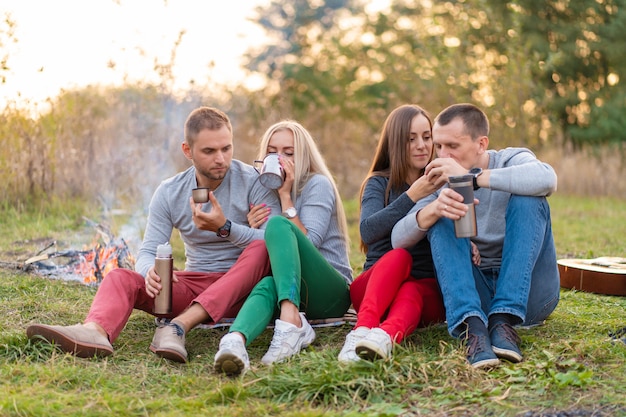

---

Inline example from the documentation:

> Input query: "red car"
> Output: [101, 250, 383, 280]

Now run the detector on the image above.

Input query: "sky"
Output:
[1, 0, 269, 108]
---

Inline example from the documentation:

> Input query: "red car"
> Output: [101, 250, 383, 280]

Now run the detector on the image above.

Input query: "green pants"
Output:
[230, 216, 350, 345]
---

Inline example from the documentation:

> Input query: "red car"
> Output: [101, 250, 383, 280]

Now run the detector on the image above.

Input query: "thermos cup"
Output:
[448, 174, 477, 238]
[192, 187, 210, 204]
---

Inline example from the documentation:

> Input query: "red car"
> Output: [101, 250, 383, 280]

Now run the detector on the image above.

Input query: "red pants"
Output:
[85, 240, 270, 342]
[349, 248, 445, 343]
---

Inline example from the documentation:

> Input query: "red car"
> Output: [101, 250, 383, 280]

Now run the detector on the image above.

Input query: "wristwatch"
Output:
[282, 207, 297, 219]
[469, 167, 483, 190]
[216, 219, 231, 238]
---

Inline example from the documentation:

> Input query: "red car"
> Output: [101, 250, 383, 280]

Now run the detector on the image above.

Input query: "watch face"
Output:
[217, 220, 231, 237]
[284, 207, 297, 218]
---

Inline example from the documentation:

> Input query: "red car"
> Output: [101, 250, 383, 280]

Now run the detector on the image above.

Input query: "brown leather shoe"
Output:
[26, 323, 113, 358]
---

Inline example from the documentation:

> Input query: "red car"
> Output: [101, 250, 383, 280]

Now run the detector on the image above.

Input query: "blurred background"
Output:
[1, 0, 624, 214]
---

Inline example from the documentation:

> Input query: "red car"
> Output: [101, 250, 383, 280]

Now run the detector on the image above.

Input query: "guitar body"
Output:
[558, 257, 626, 296]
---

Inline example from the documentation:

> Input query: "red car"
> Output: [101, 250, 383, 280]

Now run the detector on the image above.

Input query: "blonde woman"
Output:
[214, 120, 352, 375]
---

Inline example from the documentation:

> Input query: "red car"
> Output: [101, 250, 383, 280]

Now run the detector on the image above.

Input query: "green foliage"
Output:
[515, 0, 626, 146]
[245, 0, 626, 152]
[246, 0, 541, 146]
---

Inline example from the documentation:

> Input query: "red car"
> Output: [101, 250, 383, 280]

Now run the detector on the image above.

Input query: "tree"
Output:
[514, 0, 626, 146]
[245, 0, 543, 146]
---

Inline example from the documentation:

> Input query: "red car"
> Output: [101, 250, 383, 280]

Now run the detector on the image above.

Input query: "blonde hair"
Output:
[257, 120, 350, 246]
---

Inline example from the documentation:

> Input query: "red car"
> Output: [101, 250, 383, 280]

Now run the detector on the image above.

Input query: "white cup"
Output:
[256, 153, 285, 189]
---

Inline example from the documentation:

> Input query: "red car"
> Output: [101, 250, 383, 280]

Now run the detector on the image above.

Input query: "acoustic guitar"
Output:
[558, 257, 626, 296]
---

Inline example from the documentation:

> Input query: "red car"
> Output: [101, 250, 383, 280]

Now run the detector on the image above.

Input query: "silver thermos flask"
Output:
[153, 242, 173, 314]
[448, 174, 477, 238]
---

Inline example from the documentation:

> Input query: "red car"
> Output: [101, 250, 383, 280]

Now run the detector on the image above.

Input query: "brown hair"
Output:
[358, 104, 434, 253]
[434, 103, 489, 140]
[184, 107, 232, 147]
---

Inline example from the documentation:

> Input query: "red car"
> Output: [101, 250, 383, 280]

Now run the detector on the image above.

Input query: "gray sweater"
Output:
[295, 174, 353, 283]
[135, 160, 281, 277]
[392, 147, 557, 268]
[360, 176, 435, 278]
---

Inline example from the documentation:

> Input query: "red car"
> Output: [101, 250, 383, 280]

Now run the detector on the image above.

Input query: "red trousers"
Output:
[85, 240, 270, 342]
[350, 248, 445, 343]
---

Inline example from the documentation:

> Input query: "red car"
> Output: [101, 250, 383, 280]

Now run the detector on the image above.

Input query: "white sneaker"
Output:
[214, 332, 250, 376]
[355, 328, 393, 361]
[261, 313, 316, 365]
[338, 326, 370, 363]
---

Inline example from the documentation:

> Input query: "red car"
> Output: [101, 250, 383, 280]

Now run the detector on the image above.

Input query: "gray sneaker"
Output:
[150, 322, 187, 363]
[214, 333, 250, 376]
[26, 323, 113, 358]
[261, 313, 315, 365]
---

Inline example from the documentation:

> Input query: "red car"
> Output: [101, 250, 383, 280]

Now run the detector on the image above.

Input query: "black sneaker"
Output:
[609, 326, 626, 345]
[465, 332, 500, 369]
[489, 322, 523, 363]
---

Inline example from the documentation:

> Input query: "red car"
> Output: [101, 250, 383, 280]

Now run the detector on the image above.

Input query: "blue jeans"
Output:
[428, 195, 560, 338]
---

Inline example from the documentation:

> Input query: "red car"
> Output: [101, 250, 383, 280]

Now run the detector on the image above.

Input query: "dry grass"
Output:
[539, 145, 626, 197]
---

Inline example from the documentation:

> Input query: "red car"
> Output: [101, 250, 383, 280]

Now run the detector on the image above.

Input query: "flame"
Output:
[76, 241, 136, 285]
[26, 227, 136, 286]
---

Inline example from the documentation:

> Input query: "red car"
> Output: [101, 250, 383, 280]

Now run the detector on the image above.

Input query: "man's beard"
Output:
[198, 167, 227, 182]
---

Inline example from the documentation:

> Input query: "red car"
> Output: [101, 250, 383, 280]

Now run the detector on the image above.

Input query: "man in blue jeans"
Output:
[391, 103, 560, 368]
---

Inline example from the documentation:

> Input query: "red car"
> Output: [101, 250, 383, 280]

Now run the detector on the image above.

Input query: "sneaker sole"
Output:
[355, 342, 389, 361]
[26, 324, 113, 358]
[471, 357, 501, 369]
[337, 352, 360, 363]
[149, 344, 187, 363]
[214, 352, 247, 376]
[492, 346, 523, 363]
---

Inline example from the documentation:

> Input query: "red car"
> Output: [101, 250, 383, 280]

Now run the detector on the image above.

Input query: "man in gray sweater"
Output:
[27, 106, 281, 363]
[392, 103, 560, 369]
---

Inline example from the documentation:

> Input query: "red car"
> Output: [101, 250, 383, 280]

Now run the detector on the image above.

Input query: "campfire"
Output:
[22, 219, 135, 286]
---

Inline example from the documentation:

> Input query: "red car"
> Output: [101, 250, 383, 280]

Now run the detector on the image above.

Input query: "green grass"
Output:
[0, 194, 625, 416]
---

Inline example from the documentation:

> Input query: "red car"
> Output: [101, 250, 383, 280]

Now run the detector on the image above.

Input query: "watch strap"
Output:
[216, 219, 231, 238]
[469, 168, 483, 190]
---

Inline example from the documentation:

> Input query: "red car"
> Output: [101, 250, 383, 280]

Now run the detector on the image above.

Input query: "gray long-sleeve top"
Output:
[295, 174, 353, 284]
[360, 176, 435, 279]
[392, 147, 557, 269]
[135, 160, 281, 277]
